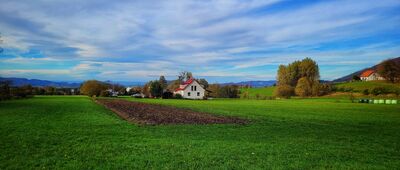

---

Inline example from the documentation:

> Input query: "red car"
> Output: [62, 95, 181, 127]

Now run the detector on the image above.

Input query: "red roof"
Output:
[360, 69, 374, 77]
[175, 78, 195, 92]
[182, 78, 194, 85]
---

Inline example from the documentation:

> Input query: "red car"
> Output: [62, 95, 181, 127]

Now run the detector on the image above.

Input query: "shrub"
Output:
[316, 83, 332, 96]
[241, 91, 249, 99]
[371, 87, 387, 96]
[100, 90, 110, 97]
[174, 93, 183, 99]
[80, 80, 108, 97]
[162, 91, 173, 99]
[275, 84, 294, 98]
[362, 89, 369, 95]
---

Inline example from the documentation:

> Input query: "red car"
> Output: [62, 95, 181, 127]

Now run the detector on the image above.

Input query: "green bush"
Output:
[174, 93, 183, 99]
[363, 89, 370, 95]
[371, 87, 387, 96]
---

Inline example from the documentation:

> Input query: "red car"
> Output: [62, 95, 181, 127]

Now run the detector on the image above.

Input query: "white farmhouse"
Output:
[174, 78, 205, 99]
[360, 69, 385, 81]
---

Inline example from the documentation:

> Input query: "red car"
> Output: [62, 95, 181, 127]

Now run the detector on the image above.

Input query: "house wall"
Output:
[175, 81, 205, 99]
[361, 73, 385, 81]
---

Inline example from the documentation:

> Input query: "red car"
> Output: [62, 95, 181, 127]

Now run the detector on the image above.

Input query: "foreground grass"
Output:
[1, 96, 400, 169]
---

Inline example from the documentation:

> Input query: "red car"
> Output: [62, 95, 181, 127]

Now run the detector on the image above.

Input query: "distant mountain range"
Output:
[333, 57, 400, 82]
[0, 77, 81, 88]
[220, 80, 276, 87]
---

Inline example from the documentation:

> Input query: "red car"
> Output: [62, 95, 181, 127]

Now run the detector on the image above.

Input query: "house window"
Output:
[194, 86, 197, 91]
[191, 86, 194, 91]
[197, 92, 200, 96]
[188, 92, 191, 96]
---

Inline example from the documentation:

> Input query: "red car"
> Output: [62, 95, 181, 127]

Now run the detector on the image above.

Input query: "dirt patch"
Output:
[96, 99, 247, 125]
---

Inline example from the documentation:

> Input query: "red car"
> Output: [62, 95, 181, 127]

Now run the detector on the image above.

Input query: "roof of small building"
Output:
[360, 69, 375, 77]
[175, 78, 198, 92]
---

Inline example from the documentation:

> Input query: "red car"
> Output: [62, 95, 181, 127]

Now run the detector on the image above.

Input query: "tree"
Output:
[377, 59, 400, 83]
[0, 80, 11, 101]
[219, 85, 239, 98]
[178, 71, 193, 82]
[198, 78, 209, 89]
[295, 77, 312, 97]
[352, 75, 361, 81]
[167, 79, 181, 92]
[275, 58, 321, 97]
[44, 86, 57, 95]
[129, 86, 142, 94]
[159, 76, 168, 90]
[150, 81, 163, 98]
[277, 65, 290, 86]
[142, 82, 151, 97]
[80, 80, 108, 97]
[299, 58, 319, 82]
[207, 84, 220, 98]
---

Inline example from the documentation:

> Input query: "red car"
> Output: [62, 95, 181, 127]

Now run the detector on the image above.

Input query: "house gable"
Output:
[174, 78, 205, 99]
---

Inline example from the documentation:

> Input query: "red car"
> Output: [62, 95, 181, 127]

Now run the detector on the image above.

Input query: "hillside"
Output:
[333, 57, 400, 82]
[334, 81, 400, 93]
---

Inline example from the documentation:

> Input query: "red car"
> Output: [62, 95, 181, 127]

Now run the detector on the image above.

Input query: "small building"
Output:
[360, 69, 385, 81]
[174, 78, 205, 99]
[106, 89, 119, 97]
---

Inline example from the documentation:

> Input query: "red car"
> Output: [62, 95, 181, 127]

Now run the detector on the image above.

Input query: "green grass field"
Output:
[334, 81, 400, 93]
[240, 86, 276, 98]
[1, 96, 400, 169]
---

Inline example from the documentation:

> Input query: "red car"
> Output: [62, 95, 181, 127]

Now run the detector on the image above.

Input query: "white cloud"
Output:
[0, 0, 399, 82]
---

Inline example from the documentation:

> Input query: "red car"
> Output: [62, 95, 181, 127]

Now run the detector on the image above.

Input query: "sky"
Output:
[0, 0, 399, 83]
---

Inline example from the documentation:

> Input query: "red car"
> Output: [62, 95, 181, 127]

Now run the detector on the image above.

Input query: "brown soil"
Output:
[96, 99, 247, 125]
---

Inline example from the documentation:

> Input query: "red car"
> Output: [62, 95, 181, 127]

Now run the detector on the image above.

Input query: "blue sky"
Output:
[0, 0, 399, 83]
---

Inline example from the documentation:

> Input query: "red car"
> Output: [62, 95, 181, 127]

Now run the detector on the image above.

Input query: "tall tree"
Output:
[275, 58, 320, 97]
[159, 75, 168, 90]
[198, 78, 209, 89]
[80, 80, 108, 97]
[377, 59, 400, 83]
[142, 82, 151, 97]
[167, 80, 181, 92]
[178, 71, 193, 82]
[150, 80, 163, 98]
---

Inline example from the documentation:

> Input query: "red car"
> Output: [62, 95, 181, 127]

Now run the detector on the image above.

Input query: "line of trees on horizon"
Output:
[78, 71, 241, 99]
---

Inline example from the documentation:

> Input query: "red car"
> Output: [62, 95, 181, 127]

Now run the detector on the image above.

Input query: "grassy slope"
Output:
[0, 96, 399, 169]
[335, 81, 400, 93]
[240, 86, 276, 98]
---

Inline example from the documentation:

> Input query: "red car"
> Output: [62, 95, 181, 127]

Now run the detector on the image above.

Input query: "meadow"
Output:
[1, 96, 399, 169]
[240, 86, 276, 98]
[334, 81, 400, 93]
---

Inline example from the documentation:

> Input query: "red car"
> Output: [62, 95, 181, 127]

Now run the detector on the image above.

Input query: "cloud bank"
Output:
[0, 0, 399, 82]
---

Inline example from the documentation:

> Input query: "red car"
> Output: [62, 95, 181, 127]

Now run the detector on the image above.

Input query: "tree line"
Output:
[0, 80, 84, 101]
[78, 71, 241, 99]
